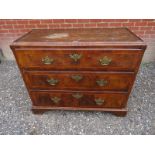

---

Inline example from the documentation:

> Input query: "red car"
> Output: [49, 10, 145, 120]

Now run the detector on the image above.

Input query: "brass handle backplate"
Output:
[69, 53, 82, 62]
[72, 93, 83, 99]
[99, 56, 112, 66]
[42, 56, 54, 65]
[95, 98, 105, 105]
[71, 75, 83, 82]
[47, 78, 59, 86]
[51, 97, 61, 104]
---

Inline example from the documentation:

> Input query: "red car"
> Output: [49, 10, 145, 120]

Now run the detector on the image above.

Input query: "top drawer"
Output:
[14, 49, 143, 71]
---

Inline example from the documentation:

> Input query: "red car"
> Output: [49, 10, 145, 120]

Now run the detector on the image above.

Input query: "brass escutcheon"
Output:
[72, 93, 83, 99]
[69, 53, 82, 62]
[96, 79, 108, 87]
[99, 56, 112, 66]
[47, 78, 59, 86]
[42, 56, 54, 65]
[95, 98, 105, 105]
[51, 96, 61, 104]
[71, 75, 83, 82]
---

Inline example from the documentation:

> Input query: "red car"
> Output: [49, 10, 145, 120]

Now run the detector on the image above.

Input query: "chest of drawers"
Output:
[10, 28, 146, 116]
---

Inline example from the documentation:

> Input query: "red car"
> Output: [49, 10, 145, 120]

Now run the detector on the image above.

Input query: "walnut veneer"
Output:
[10, 28, 146, 116]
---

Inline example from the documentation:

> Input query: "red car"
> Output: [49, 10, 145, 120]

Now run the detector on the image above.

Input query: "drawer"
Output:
[24, 71, 134, 91]
[30, 91, 128, 108]
[15, 49, 143, 71]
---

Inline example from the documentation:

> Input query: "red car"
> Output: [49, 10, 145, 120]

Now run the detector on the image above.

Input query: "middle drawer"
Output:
[24, 71, 134, 91]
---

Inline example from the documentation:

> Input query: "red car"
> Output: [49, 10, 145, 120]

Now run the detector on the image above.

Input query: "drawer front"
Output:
[24, 71, 134, 91]
[15, 49, 143, 71]
[30, 91, 128, 108]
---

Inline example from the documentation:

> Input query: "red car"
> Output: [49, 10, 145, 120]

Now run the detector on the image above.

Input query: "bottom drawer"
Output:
[30, 91, 128, 108]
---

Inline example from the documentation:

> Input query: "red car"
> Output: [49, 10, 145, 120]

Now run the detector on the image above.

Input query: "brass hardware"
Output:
[42, 56, 54, 65]
[47, 78, 59, 86]
[72, 93, 83, 99]
[96, 79, 108, 87]
[51, 97, 61, 104]
[95, 98, 105, 105]
[99, 56, 112, 66]
[69, 53, 82, 62]
[71, 75, 83, 82]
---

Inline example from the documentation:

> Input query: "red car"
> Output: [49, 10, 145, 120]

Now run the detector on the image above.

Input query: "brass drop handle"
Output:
[71, 75, 83, 82]
[69, 53, 82, 62]
[72, 93, 83, 99]
[51, 97, 61, 104]
[96, 79, 108, 87]
[95, 98, 105, 105]
[42, 56, 54, 65]
[99, 56, 112, 66]
[47, 78, 59, 86]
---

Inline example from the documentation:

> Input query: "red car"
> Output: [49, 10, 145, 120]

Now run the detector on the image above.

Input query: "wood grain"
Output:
[14, 49, 143, 71]
[10, 28, 147, 116]
[30, 91, 128, 108]
[24, 71, 134, 91]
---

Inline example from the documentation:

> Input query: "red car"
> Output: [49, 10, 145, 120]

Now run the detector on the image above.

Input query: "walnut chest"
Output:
[10, 28, 147, 116]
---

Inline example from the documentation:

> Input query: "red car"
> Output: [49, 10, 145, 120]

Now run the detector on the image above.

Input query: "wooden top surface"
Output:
[12, 28, 146, 47]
